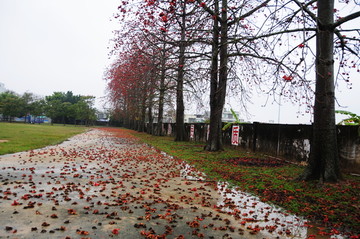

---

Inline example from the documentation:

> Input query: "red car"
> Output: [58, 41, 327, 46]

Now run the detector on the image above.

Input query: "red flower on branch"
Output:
[282, 75, 293, 82]
[161, 15, 168, 22]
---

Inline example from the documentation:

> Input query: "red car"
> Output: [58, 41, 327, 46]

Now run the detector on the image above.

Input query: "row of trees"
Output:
[0, 91, 97, 125]
[105, 0, 360, 182]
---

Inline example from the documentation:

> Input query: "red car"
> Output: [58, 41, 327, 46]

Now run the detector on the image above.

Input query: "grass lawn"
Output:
[131, 130, 360, 238]
[0, 122, 87, 155]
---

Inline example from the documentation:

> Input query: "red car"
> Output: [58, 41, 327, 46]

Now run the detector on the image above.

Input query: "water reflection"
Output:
[180, 163, 206, 181]
[179, 161, 341, 238]
[216, 181, 307, 238]
[159, 149, 347, 238]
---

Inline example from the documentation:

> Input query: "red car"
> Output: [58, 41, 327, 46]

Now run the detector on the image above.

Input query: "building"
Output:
[97, 112, 110, 122]
[222, 108, 241, 123]
[184, 114, 206, 123]
[184, 108, 242, 123]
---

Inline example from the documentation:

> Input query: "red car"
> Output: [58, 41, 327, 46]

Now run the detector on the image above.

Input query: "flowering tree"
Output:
[106, 42, 157, 131]
[111, 0, 207, 136]
[108, 0, 359, 182]
[190, 0, 270, 151]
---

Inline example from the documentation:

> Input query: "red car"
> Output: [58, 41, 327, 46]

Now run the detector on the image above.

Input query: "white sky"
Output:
[0, 0, 119, 110]
[0, 0, 359, 124]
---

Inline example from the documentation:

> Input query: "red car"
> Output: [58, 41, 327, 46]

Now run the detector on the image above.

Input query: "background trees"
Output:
[71, 96, 97, 126]
[0, 91, 24, 122]
[106, 41, 161, 132]
[44, 91, 97, 125]
[0, 90, 97, 125]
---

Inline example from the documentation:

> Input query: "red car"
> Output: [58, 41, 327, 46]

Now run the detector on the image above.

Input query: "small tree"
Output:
[222, 109, 242, 130]
[336, 110, 360, 125]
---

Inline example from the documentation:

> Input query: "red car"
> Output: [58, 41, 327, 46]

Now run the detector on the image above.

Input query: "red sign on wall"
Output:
[231, 125, 240, 146]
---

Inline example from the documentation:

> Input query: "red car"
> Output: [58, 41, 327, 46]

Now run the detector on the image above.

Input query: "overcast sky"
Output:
[0, 0, 359, 124]
[0, 0, 119, 110]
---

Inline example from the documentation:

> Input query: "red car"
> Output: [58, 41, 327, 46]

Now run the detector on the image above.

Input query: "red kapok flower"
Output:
[282, 75, 293, 81]
[11, 200, 21, 206]
[161, 15, 168, 22]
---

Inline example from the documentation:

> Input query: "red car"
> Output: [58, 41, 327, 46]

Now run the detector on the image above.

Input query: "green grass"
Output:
[131, 131, 360, 237]
[0, 122, 87, 155]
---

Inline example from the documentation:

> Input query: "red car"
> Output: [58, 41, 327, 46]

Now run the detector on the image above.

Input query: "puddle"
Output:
[180, 163, 206, 181]
[179, 159, 347, 239]
[216, 181, 307, 238]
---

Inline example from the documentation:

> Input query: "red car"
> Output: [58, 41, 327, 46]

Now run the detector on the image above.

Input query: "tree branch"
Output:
[334, 11, 360, 28]
[292, 0, 317, 22]
[229, 0, 271, 27]
[229, 27, 316, 43]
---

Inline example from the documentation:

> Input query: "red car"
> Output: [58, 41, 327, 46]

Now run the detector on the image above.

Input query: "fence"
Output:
[151, 122, 360, 174]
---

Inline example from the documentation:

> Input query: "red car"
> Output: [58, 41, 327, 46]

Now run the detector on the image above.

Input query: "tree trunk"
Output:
[156, 43, 166, 136]
[175, 2, 186, 142]
[147, 97, 154, 135]
[157, 84, 165, 136]
[139, 95, 146, 132]
[205, 0, 227, 151]
[147, 66, 156, 135]
[299, 0, 341, 182]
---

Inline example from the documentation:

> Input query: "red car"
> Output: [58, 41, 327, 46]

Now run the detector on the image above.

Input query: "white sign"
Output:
[206, 124, 210, 140]
[231, 125, 240, 146]
[190, 124, 195, 139]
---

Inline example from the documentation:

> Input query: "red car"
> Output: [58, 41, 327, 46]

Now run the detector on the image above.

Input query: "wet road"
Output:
[0, 128, 309, 238]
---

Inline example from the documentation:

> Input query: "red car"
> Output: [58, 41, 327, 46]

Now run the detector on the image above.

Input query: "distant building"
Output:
[97, 112, 110, 122]
[142, 108, 243, 124]
[222, 108, 241, 123]
[13, 115, 51, 124]
[184, 108, 242, 123]
[184, 114, 206, 123]
[152, 115, 175, 124]
[151, 109, 176, 123]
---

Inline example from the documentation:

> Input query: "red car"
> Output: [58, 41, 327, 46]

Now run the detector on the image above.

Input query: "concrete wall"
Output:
[158, 122, 360, 174]
[337, 125, 360, 173]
